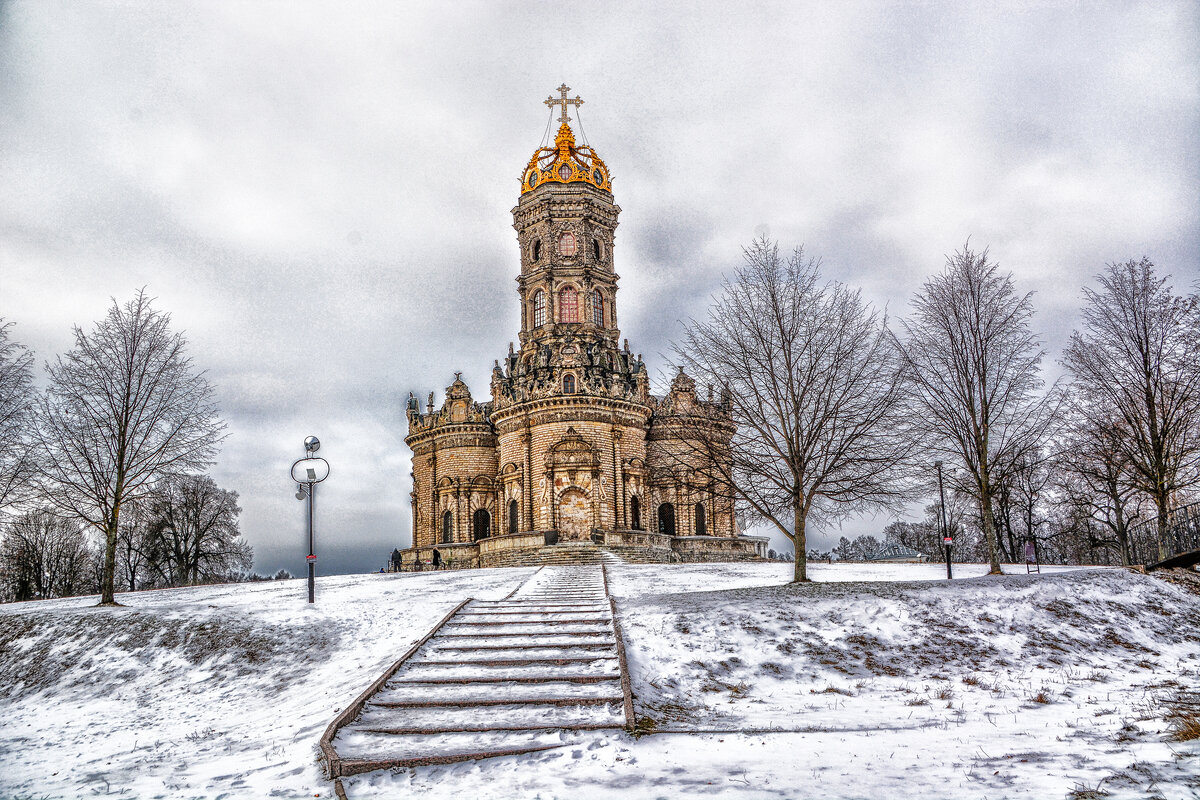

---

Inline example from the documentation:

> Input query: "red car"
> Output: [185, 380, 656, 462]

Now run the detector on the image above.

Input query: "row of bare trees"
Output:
[674, 239, 1199, 581]
[0, 291, 250, 604]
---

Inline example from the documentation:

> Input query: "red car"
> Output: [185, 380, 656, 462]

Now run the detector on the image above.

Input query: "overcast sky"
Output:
[2, 1, 1197, 575]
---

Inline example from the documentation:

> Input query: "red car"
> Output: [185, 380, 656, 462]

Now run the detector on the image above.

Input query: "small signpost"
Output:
[291, 436, 330, 604]
[943, 536, 953, 579]
[1025, 539, 1040, 574]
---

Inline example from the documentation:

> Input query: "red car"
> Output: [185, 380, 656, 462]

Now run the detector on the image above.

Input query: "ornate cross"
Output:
[545, 83, 583, 126]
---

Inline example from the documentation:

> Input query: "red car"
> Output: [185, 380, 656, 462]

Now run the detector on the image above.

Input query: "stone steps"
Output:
[323, 564, 632, 778]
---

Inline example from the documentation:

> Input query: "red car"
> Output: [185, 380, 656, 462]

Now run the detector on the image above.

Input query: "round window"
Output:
[528, 172, 538, 188]
[593, 169, 603, 184]
[558, 164, 572, 181]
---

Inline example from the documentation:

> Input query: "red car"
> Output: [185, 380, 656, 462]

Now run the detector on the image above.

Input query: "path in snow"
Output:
[324, 565, 632, 779]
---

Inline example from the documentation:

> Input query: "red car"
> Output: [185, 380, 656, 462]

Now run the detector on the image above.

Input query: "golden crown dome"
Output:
[521, 85, 612, 195]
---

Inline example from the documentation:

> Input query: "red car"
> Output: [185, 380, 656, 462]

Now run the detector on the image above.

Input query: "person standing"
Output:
[432, 548, 443, 570]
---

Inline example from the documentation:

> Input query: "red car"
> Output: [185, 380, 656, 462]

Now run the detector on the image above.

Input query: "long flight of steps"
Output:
[323, 565, 632, 778]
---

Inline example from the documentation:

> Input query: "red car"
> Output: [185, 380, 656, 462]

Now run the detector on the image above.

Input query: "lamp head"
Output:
[304, 435, 320, 454]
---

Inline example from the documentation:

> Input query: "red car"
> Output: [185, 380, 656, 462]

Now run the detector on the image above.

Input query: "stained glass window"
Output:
[559, 287, 578, 322]
[591, 290, 604, 326]
[558, 164, 572, 181]
[559, 231, 576, 256]
[563, 374, 576, 393]
[532, 290, 546, 327]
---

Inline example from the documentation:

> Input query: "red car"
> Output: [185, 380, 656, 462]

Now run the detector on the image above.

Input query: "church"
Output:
[398, 87, 767, 569]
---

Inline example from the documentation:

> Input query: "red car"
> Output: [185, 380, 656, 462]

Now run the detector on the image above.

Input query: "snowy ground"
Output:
[1, 563, 1197, 799]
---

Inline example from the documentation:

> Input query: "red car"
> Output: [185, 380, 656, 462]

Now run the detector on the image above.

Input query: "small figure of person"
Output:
[432, 548, 443, 570]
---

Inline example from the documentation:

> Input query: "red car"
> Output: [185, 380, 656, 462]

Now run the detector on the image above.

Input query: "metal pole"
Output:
[937, 462, 951, 580]
[308, 483, 315, 604]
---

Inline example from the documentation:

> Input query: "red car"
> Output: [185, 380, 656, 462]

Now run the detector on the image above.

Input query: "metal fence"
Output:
[1127, 500, 1200, 567]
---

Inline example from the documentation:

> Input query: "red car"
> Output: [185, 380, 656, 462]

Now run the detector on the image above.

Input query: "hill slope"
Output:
[1, 564, 1197, 799]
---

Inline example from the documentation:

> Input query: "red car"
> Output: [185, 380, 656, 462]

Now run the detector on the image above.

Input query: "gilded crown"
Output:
[521, 85, 612, 195]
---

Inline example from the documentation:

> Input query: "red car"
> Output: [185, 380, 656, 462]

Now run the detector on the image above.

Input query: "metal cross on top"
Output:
[545, 83, 583, 126]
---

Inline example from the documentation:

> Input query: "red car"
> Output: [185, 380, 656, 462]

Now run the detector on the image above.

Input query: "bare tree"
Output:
[897, 243, 1057, 574]
[114, 498, 154, 592]
[34, 291, 225, 605]
[0, 320, 36, 512]
[0, 510, 96, 602]
[1062, 258, 1200, 560]
[143, 473, 251, 586]
[674, 239, 915, 582]
[1052, 411, 1145, 565]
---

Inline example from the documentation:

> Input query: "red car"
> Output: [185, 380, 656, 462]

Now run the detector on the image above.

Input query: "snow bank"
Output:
[2, 563, 1197, 799]
[0, 568, 535, 798]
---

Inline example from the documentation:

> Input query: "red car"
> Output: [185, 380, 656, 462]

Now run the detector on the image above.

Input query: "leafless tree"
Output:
[0, 320, 37, 512]
[1061, 258, 1200, 560]
[674, 238, 916, 582]
[1052, 411, 1145, 565]
[114, 498, 155, 592]
[0, 510, 96, 602]
[143, 473, 251, 586]
[896, 243, 1057, 574]
[33, 291, 225, 604]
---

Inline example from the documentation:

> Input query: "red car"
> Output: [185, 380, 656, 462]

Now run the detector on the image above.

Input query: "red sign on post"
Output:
[306, 555, 317, 562]
[943, 537, 953, 545]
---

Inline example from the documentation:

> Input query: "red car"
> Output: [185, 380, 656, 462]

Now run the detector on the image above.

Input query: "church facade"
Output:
[398, 87, 767, 569]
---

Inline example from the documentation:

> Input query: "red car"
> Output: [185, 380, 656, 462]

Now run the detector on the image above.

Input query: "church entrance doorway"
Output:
[558, 488, 590, 541]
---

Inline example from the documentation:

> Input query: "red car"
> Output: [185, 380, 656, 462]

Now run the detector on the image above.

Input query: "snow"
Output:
[2, 563, 1197, 799]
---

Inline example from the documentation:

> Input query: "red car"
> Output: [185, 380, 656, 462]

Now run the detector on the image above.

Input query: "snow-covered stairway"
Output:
[321, 565, 634, 778]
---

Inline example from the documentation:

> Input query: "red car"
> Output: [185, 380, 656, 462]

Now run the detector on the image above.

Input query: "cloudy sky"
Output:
[2, 1, 1197, 575]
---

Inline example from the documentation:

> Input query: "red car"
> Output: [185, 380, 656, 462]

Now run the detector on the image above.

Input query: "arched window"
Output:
[694, 503, 707, 536]
[591, 290, 604, 326]
[630, 496, 641, 530]
[592, 239, 602, 260]
[508, 499, 519, 534]
[473, 509, 490, 542]
[532, 291, 546, 327]
[532, 240, 542, 262]
[658, 503, 676, 536]
[441, 511, 453, 544]
[558, 230, 577, 256]
[559, 287, 578, 323]
[563, 373, 576, 393]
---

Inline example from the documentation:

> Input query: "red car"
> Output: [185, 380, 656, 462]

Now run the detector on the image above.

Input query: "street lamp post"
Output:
[935, 460, 952, 580]
[291, 436, 330, 604]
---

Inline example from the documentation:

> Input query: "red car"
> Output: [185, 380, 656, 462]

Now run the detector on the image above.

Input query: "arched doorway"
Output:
[694, 502, 707, 536]
[658, 503, 676, 536]
[508, 499, 519, 534]
[558, 488, 590, 541]
[441, 511, 453, 544]
[630, 496, 642, 531]
[473, 509, 491, 541]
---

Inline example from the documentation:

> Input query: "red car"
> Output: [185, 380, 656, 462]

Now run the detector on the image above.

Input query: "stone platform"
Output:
[395, 530, 768, 571]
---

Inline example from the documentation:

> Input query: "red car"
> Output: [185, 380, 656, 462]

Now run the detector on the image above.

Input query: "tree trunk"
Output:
[793, 498, 808, 582]
[1154, 487, 1169, 562]
[100, 505, 120, 605]
[979, 486, 1002, 574]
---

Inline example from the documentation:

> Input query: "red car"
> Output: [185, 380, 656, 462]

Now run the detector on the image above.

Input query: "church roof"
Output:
[520, 84, 611, 196]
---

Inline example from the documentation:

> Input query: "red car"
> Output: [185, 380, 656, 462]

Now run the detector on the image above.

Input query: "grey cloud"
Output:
[2, 1, 1196, 573]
